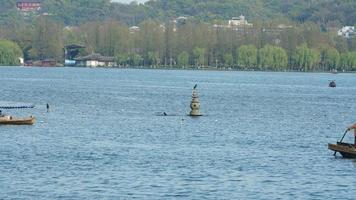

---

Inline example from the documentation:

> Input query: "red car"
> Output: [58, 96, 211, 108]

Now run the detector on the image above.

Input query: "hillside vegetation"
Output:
[0, 0, 355, 26]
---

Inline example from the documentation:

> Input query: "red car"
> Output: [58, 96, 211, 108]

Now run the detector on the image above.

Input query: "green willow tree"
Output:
[321, 46, 340, 71]
[193, 47, 205, 67]
[0, 39, 23, 66]
[340, 52, 356, 71]
[116, 53, 130, 66]
[129, 53, 143, 66]
[293, 43, 320, 71]
[177, 51, 189, 67]
[350, 52, 356, 70]
[147, 51, 160, 67]
[223, 53, 234, 68]
[237, 45, 257, 69]
[259, 45, 288, 71]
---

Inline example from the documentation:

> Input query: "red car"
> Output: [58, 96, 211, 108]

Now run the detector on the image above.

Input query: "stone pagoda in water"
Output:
[189, 84, 202, 117]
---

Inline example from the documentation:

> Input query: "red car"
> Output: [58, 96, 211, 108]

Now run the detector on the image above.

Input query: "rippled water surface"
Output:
[1, 66, 356, 199]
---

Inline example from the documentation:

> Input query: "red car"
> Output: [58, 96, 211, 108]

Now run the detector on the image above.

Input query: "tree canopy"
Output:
[0, 40, 23, 66]
[1, 0, 355, 26]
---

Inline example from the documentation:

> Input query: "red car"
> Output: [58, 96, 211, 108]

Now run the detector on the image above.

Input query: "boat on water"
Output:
[328, 142, 356, 158]
[0, 115, 36, 125]
[329, 80, 336, 87]
[0, 103, 36, 125]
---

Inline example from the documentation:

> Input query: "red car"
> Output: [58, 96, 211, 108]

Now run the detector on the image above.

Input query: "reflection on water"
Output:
[0, 67, 356, 199]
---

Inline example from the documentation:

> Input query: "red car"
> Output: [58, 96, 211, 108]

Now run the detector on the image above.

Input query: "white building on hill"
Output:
[228, 15, 253, 27]
[338, 26, 355, 38]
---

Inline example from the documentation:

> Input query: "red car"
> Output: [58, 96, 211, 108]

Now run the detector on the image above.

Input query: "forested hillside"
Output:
[1, 0, 355, 26]
[146, 0, 356, 27]
[145, 0, 356, 27]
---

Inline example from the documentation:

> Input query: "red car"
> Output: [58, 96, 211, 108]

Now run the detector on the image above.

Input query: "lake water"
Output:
[0, 66, 356, 199]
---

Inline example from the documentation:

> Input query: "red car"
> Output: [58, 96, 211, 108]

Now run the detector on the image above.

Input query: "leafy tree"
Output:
[129, 53, 143, 66]
[321, 46, 340, 71]
[116, 53, 130, 66]
[193, 47, 205, 67]
[259, 45, 288, 71]
[31, 17, 63, 61]
[0, 39, 23, 66]
[147, 51, 160, 67]
[273, 46, 288, 70]
[138, 20, 164, 66]
[237, 45, 257, 69]
[293, 43, 320, 71]
[340, 52, 356, 71]
[177, 51, 189, 67]
[223, 53, 233, 67]
[350, 52, 356, 70]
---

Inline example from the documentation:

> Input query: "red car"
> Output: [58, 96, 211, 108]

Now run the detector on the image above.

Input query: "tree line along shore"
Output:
[1, 18, 355, 71]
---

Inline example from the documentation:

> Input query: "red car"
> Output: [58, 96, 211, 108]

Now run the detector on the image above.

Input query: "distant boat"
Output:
[329, 80, 336, 88]
[0, 115, 36, 125]
[328, 142, 356, 158]
[331, 69, 338, 74]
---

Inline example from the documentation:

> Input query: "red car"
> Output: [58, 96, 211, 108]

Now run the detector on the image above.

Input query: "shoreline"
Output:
[2, 65, 354, 73]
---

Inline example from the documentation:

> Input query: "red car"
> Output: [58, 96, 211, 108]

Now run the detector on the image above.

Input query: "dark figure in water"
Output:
[163, 112, 167, 116]
[46, 103, 50, 112]
[347, 124, 356, 145]
[329, 81, 336, 88]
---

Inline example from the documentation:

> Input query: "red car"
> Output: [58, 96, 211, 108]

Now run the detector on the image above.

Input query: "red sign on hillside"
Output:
[16, 0, 42, 12]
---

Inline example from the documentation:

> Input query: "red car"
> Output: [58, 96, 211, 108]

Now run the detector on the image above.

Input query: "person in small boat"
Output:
[347, 124, 356, 145]
[329, 81, 336, 87]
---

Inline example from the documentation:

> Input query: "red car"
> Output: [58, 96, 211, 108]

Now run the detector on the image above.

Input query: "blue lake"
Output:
[0, 66, 356, 199]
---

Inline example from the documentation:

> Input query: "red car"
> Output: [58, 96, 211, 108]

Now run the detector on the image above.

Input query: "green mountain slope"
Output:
[145, 0, 356, 26]
[0, 0, 355, 26]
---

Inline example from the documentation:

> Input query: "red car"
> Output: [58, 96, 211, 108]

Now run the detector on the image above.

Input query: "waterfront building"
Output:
[64, 44, 85, 66]
[75, 53, 116, 68]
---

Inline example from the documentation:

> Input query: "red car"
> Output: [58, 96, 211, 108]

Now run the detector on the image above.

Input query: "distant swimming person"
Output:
[46, 103, 50, 112]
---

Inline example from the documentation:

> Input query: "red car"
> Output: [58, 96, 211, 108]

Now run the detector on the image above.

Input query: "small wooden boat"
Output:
[328, 142, 356, 158]
[329, 81, 336, 88]
[0, 115, 36, 125]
